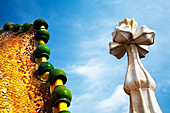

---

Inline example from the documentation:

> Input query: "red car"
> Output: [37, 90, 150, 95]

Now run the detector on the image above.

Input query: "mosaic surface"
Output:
[0, 30, 51, 113]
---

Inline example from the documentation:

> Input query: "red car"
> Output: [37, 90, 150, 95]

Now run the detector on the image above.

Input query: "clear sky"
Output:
[0, 0, 170, 113]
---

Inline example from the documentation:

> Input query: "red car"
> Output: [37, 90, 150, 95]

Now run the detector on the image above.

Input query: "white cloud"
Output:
[69, 93, 97, 113]
[68, 58, 104, 80]
[65, 35, 127, 89]
[96, 84, 129, 113]
[78, 36, 110, 58]
[66, 58, 115, 90]
[157, 80, 170, 93]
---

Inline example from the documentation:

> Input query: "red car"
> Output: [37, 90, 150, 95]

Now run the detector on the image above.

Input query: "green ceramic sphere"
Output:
[52, 85, 72, 107]
[22, 22, 33, 32]
[59, 110, 71, 113]
[3, 22, 14, 31]
[35, 28, 50, 43]
[34, 44, 51, 59]
[12, 24, 23, 32]
[33, 18, 48, 30]
[37, 62, 54, 75]
[48, 69, 67, 85]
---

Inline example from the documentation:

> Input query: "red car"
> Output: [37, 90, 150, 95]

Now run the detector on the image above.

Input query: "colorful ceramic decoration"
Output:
[0, 18, 72, 113]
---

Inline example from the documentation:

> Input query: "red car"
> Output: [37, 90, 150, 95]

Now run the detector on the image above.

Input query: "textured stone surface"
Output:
[109, 18, 162, 113]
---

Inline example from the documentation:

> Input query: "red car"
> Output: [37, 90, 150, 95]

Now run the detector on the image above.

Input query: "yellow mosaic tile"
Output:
[0, 30, 47, 112]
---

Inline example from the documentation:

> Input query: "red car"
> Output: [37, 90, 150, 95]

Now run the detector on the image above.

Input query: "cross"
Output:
[109, 18, 162, 113]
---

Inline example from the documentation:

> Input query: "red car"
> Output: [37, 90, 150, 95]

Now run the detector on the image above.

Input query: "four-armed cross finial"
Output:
[109, 18, 162, 113]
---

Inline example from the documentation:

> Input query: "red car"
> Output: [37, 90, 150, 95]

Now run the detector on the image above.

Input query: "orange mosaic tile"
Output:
[0, 30, 51, 113]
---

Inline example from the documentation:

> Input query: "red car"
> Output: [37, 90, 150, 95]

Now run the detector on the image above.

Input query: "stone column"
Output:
[109, 18, 162, 113]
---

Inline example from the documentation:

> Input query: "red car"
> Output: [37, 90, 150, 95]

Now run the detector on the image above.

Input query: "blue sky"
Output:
[0, 0, 170, 113]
